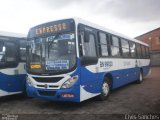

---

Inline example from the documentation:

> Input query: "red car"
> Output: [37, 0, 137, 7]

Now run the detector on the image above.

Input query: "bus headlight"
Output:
[26, 76, 33, 86]
[61, 75, 78, 89]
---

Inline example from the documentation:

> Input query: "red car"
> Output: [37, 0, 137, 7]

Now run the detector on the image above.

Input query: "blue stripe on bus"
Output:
[0, 72, 26, 92]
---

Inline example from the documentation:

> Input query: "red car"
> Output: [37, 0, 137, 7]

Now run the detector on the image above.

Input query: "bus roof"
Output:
[73, 17, 149, 47]
[0, 31, 26, 38]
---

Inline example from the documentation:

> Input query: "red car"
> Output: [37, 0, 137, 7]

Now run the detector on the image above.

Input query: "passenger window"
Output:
[145, 47, 150, 58]
[5, 42, 17, 62]
[136, 44, 142, 58]
[129, 42, 136, 57]
[141, 45, 146, 58]
[99, 32, 109, 56]
[121, 39, 130, 57]
[111, 36, 119, 47]
[110, 36, 121, 57]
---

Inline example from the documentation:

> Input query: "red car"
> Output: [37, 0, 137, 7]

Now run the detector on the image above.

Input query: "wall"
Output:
[135, 28, 160, 66]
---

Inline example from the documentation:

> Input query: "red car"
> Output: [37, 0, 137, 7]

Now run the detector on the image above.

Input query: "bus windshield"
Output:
[28, 33, 76, 74]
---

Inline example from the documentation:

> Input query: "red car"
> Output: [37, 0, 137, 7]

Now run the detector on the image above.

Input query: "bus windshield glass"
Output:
[28, 33, 76, 74]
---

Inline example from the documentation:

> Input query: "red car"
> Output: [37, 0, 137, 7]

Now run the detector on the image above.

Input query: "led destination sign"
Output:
[28, 19, 75, 38]
[35, 23, 67, 35]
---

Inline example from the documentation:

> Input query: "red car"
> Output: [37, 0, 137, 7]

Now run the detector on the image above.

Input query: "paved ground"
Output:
[0, 67, 160, 119]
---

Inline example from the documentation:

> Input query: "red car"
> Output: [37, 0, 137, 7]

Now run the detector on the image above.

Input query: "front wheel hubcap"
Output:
[102, 82, 109, 96]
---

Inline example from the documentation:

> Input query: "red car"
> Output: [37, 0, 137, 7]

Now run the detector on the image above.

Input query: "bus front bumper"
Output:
[26, 84, 80, 102]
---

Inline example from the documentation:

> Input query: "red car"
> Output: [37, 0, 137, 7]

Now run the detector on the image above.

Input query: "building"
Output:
[135, 27, 160, 66]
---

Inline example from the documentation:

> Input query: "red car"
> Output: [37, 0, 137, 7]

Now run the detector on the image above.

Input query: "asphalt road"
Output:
[0, 67, 160, 119]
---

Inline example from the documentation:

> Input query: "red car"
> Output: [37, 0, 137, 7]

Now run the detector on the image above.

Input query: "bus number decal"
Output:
[100, 61, 113, 69]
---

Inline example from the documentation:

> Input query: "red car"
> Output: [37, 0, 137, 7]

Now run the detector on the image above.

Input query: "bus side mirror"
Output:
[84, 32, 90, 43]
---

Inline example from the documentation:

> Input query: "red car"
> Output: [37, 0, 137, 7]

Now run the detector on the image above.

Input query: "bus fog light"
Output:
[61, 75, 78, 89]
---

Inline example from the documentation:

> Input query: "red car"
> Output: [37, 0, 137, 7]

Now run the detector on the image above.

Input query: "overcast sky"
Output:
[0, 0, 159, 37]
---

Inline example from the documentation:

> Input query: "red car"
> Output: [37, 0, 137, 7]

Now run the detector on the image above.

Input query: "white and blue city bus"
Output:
[26, 18, 150, 102]
[0, 31, 26, 97]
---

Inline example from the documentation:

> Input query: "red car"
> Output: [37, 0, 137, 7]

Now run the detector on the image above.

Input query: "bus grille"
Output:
[38, 90, 56, 96]
[33, 77, 63, 83]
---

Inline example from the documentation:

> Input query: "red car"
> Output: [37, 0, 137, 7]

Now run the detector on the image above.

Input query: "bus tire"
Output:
[97, 77, 111, 101]
[137, 71, 143, 84]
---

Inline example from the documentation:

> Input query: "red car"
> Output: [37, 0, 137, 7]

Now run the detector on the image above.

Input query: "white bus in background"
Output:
[26, 18, 150, 102]
[0, 31, 27, 97]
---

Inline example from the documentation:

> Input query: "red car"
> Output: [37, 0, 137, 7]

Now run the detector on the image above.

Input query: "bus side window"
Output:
[145, 46, 148, 58]
[98, 32, 109, 57]
[20, 40, 27, 62]
[136, 44, 142, 58]
[141, 45, 145, 59]
[129, 41, 136, 58]
[121, 39, 130, 58]
[110, 36, 121, 57]
[146, 47, 150, 58]
[5, 41, 18, 64]
[82, 32, 97, 57]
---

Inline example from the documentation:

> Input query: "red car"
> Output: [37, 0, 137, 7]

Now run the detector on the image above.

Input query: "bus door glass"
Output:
[79, 29, 99, 93]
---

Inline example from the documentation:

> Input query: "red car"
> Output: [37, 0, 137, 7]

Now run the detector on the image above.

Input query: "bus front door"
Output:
[79, 29, 99, 100]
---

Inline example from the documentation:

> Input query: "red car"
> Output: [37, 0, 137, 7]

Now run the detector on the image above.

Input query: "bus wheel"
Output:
[137, 71, 143, 84]
[97, 78, 111, 101]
